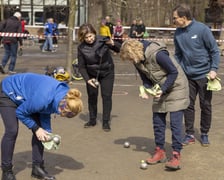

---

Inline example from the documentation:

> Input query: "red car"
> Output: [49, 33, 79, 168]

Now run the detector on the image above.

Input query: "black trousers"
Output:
[184, 78, 212, 135]
[0, 84, 44, 167]
[86, 70, 114, 123]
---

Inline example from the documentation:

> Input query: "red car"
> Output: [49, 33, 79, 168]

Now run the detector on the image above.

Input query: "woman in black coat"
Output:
[77, 23, 120, 131]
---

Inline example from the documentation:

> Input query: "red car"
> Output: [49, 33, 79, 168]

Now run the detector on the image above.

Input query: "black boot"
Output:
[31, 164, 55, 180]
[84, 120, 96, 128]
[102, 122, 111, 132]
[1, 165, 16, 180]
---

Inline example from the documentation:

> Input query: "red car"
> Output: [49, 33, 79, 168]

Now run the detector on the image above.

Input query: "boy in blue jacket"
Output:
[42, 18, 56, 52]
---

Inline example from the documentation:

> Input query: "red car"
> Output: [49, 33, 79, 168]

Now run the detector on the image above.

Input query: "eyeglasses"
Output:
[59, 99, 77, 118]
[173, 16, 184, 21]
[63, 111, 77, 118]
[173, 16, 179, 20]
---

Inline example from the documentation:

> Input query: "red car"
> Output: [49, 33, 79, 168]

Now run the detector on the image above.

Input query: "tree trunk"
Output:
[1, 0, 4, 21]
[66, 0, 76, 77]
[88, 0, 103, 33]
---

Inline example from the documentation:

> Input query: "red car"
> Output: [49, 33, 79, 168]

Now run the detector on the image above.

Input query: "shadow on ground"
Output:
[13, 151, 84, 176]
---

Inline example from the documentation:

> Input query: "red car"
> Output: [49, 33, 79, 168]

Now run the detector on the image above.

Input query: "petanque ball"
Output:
[53, 136, 60, 145]
[124, 141, 130, 148]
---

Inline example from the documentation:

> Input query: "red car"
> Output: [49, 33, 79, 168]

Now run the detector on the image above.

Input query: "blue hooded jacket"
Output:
[1, 73, 69, 132]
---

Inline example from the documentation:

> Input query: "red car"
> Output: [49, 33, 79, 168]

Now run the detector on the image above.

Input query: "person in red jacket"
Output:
[21, 19, 26, 33]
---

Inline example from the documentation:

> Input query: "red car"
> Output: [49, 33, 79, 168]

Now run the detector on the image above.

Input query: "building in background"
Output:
[0, 0, 88, 26]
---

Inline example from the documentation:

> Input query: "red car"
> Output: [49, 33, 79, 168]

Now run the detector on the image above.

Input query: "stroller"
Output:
[44, 58, 83, 82]
[45, 66, 70, 83]
[71, 58, 83, 80]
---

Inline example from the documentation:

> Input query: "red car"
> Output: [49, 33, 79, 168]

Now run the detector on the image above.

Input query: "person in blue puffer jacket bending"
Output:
[0, 73, 83, 180]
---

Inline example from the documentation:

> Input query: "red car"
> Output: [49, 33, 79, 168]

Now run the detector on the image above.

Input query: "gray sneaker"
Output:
[51, 49, 56, 53]
[0, 64, 5, 74]
[8, 71, 17, 75]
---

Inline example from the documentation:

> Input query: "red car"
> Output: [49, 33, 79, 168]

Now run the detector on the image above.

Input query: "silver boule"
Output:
[53, 136, 60, 144]
[92, 79, 99, 87]
[124, 141, 130, 148]
[140, 162, 148, 170]
[94, 80, 99, 86]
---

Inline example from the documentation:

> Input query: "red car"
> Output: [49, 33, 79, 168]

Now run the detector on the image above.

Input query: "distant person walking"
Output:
[52, 19, 59, 48]
[42, 18, 56, 52]
[0, 12, 23, 74]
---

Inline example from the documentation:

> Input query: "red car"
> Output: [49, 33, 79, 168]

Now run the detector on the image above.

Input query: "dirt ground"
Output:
[0, 41, 224, 180]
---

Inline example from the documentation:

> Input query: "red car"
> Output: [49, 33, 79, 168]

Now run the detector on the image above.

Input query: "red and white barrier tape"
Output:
[113, 36, 224, 43]
[0, 32, 67, 39]
[113, 37, 174, 42]
[1, 32, 224, 43]
[0, 32, 31, 37]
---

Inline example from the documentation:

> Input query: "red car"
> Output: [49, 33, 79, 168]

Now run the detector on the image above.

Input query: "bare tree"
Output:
[87, 0, 103, 32]
[0, 0, 4, 21]
[85, 0, 218, 34]
[66, 0, 76, 76]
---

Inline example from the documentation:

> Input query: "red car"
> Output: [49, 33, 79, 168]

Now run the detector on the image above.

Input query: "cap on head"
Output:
[13, 12, 21, 19]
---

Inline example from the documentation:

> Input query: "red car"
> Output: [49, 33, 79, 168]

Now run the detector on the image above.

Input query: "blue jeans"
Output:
[1, 42, 18, 71]
[153, 111, 184, 152]
[42, 34, 53, 51]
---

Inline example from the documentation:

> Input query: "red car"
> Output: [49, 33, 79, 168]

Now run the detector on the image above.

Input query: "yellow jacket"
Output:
[99, 25, 111, 38]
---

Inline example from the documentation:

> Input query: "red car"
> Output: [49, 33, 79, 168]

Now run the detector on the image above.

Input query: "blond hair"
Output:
[120, 39, 144, 63]
[65, 88, 83, 116]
